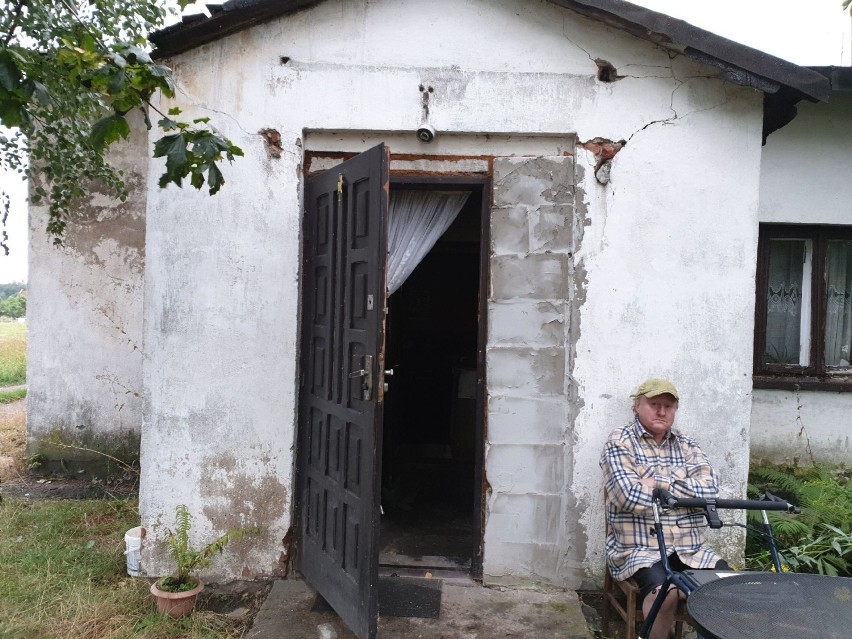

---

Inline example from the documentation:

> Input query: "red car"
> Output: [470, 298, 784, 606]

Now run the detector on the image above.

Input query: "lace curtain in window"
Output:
[825, 241, 852, 368]
[765, 240, 807, 365]
[387, 190, 471, 296]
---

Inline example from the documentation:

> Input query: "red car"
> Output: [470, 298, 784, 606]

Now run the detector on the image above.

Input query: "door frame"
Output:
[388, 173, 490, 580]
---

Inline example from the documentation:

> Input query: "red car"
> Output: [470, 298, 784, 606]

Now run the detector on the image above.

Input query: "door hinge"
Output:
[336, 173, 344, 207]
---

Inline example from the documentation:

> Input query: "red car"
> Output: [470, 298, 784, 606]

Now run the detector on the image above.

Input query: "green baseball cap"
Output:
[631, 378, 679, 400]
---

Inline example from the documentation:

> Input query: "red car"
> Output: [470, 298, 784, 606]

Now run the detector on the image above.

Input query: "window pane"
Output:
[825, 240, 852, 369]
[765, 239, 810, 366]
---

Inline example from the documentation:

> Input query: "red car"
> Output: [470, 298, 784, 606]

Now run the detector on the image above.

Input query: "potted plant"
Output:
[150, 504, 256, 617]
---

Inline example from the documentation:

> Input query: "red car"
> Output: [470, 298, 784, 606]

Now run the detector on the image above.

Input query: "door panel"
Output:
[298, 144, 389, 639]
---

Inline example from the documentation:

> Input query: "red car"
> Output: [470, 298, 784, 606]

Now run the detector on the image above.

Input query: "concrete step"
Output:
[249, 578, 593, 639]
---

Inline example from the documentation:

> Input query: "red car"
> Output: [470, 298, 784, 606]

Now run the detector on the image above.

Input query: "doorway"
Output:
[379, 179, 486, 577]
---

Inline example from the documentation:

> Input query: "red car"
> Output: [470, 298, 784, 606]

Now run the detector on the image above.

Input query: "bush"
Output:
[0, 295, 26, 319]
[747, 464, 852, 576]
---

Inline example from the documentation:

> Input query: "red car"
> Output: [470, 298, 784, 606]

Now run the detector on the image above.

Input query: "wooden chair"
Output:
[602, 489, 692, 639]
[602, 569, 689, 639]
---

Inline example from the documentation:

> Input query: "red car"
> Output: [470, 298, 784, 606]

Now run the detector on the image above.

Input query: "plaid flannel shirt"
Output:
[600, 417, 723, 581]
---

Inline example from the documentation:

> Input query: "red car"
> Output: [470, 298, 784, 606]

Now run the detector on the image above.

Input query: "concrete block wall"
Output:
[483, 155, 575, 585]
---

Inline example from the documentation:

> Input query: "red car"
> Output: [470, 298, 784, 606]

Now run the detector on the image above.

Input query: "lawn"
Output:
[0, 322, 27, 387]
[0, 498, 253, 639]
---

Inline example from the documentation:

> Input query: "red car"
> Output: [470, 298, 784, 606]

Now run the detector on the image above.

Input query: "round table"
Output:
[687, 572, 852, 639]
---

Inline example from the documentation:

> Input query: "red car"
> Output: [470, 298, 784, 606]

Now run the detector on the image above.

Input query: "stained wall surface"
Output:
[130, 0, 764, 585]
[26, 113, 147, 473]
[753, 94, 852, 466]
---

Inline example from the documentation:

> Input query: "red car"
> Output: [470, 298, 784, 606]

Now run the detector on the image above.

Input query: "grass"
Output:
[0, 388, 26, 403]
[0, 322, 27, 387]
[0, 498, 250, 639]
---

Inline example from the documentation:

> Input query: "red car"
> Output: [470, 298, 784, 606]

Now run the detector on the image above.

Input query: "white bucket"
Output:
[124, 526, 143, 577]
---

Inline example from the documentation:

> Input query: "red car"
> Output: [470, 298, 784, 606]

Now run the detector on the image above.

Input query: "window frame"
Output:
[754, 224, 852, 392]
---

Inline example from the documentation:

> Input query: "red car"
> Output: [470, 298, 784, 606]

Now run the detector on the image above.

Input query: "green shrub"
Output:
[747, 464, 852, 576]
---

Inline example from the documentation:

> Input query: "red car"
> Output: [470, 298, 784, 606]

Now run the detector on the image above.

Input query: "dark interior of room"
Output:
[379, 187, 482, 571]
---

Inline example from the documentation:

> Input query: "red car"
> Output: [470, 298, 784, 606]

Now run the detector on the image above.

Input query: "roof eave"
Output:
[150, 0, 831, 104]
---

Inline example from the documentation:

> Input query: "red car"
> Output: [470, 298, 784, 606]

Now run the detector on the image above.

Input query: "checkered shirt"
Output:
[600, 417, 723, 581]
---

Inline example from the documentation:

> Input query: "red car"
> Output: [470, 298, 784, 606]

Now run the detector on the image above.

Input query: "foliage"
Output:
[0, 497, 250, 638]
[0, 0, 243, 249]
[0, 281, 25, 299]
[157, 504, 257, 593]
[0, 292, 25, 318]
[746, 464, 852, 576]
[0, 320, 25, 385]
[0, 387, 25, 402]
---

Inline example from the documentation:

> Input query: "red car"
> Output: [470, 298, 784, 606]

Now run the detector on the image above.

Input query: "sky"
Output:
[0, 0, 850, 284]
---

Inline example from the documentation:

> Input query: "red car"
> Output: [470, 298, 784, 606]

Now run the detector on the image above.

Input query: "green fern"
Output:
[747, 464, 852, 577]
[156, 504, 258, 592]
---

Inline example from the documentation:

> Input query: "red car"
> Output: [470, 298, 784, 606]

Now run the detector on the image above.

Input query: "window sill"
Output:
[753, 375, 852, 392]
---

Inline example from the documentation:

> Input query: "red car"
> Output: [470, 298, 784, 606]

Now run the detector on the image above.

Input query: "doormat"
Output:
[309, 577, 443, 619]
[378, 576, 442, 619]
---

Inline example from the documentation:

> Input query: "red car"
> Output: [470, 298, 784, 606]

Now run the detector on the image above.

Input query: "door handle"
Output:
[350, 355, 373, 400]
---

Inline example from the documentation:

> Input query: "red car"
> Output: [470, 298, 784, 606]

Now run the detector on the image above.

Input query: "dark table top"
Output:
[687, 572, 852, 639]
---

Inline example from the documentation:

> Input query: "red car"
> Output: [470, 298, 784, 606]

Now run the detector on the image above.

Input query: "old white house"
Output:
[26, 1, 844, 636]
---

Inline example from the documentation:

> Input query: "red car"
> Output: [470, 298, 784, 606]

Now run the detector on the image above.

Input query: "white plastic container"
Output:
[124, 526, 143, 576]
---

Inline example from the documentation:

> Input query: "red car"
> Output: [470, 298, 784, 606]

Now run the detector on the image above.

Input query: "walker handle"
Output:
[653, 488, 798, 513]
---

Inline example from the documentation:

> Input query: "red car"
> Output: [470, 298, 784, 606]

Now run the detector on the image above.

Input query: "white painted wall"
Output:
[27, 113, 147, 472]
[137, 0, 765, 585]
[753, 93, 852, 465]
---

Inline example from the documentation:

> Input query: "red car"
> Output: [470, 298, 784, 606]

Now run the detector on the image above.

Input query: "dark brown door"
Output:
[297, 144, 389, 639]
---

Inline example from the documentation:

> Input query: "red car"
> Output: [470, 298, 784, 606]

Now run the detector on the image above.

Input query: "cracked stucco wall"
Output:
[135, 0, 764, 584]
[751, 94, 852, 466]
[27, 111, 147, 475]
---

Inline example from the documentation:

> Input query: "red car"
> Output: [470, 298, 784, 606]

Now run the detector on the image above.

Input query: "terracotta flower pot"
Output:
[150, 577, 204, 618]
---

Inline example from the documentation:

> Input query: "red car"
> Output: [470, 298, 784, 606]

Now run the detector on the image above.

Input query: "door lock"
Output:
[349, 354, 373, 400]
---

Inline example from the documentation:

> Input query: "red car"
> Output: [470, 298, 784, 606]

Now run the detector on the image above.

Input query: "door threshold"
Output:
[379, 553, 470, 570]
[379, 565, 476, 584]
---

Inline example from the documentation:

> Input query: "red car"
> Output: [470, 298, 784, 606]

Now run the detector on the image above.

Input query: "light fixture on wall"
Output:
[416, 123, 436, 143]
[417, 84, 436, 143]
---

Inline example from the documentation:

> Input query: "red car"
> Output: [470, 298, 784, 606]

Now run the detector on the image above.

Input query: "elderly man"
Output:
[600, 378, 729, 639]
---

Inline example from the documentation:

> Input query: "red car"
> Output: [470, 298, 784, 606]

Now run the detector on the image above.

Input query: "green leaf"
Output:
[89, 115, 131, 151]
[154, 133, 189, 188]
[158, 117, 179, 131]
[192, 133, 228, 162]
[190, 170, 204, 190]
[0, 55, 22, 92]
[207, 163, 224, 194]
[168, 107, 182, 116]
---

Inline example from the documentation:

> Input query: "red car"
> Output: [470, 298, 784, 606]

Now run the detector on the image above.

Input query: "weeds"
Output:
[0, 498, 250, 639]
[0, 322, 27, 387]
[747, 464, 852, 576]
[0, 388, 26, 403]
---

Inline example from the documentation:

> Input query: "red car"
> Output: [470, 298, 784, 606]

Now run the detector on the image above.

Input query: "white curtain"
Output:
[825, 240, 852, 367]
[387, 190, 470, 295]
[765, 240, 806, 365]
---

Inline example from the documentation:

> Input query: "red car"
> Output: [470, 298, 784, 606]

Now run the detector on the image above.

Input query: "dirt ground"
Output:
[0, 396, 140, 499]
[0, 396, 26, 485]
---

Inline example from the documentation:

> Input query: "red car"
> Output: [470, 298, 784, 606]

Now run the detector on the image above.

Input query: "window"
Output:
[754, 225, 852, 391]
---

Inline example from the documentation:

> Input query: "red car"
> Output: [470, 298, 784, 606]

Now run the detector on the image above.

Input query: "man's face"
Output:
[634, 393, 678, 442]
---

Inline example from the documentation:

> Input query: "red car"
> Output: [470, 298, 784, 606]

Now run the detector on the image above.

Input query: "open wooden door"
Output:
[297, 144, 389, 639]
